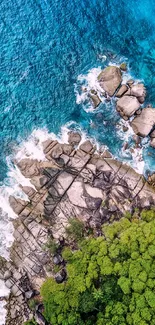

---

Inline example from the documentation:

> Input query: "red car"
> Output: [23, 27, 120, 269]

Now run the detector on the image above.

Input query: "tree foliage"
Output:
[41, 209, 155, 325]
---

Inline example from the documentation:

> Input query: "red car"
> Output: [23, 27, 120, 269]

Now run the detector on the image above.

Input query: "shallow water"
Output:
[0, 0, 155, 322]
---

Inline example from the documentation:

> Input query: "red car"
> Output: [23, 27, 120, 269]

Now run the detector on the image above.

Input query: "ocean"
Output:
[0, 0, 155, 322]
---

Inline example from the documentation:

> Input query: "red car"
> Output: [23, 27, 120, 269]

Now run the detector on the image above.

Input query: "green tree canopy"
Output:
[41, 209, 155, 325]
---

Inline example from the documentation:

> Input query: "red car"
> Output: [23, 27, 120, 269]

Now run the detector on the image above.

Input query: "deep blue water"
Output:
[0, 0, 155, 180]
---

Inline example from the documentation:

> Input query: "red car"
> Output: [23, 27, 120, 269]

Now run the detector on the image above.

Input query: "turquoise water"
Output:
[0, 0, 155, 179]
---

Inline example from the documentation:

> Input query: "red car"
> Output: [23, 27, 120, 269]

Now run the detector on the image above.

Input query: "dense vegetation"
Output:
[41, 209, 155, 325]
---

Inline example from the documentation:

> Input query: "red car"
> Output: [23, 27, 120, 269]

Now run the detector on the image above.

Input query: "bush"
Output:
[24, 320, 37, 325]
[45, 239, 59, 255]
[41, 210, 155, 325]
[28, 299, 37, 310]
[65, 218, 85, 241]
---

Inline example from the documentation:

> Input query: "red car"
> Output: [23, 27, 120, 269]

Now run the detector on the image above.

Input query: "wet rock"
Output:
[126, 79, 134, 87]
[116, 84, 128, 97]
[131, 107, 155, 137]
[150, 138, 155, 148]
[55, 269, 66, 284]
[117, 95, 140, 118]
[80, 140, 94, 153]
[68, 131, 81, 146]
[123, 142, 128, 151]
[81, 86, 87, 92]
[123, 125, 129, 132]
[133, 135, 141, 146]
[89, 93, 101, 108]
[53, 254, 63, 265]
[90, 89, 97, 95]
[120, 62, 127, 71]
[98, 66, 122, 96]
[150, 130, 155, 138]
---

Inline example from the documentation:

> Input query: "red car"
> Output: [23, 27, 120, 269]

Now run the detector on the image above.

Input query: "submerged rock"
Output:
[117, 95, 140, 119]
[89, 93, 101, 108]
[98, 66, 122, 96]
[131, 107, 155, 137]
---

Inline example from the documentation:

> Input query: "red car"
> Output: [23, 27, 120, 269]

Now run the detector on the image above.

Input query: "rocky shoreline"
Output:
[1, 63, 155, 324]
[0, 130, 155, 324]
[84, 64, 155, 148]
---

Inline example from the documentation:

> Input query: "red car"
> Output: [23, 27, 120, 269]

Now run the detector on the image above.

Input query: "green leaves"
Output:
[40, 210, 155, 325]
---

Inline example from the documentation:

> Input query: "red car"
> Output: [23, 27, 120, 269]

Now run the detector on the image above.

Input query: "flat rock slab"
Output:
[131, 107, 155, 137]
[98, 66, 122, 97]
[67, 181, 87, 208]
[117, 95, 140, 118]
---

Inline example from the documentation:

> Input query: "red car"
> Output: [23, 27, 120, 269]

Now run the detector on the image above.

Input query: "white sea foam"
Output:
[0, 300, 8, 325]
[74, 67, 107, 112]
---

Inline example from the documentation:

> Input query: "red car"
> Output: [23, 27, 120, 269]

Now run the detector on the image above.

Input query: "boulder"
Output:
[35, 310, 48, 325]
[98, 66, 122, 96]
[9, 196, 27, 214]
[62, 144, 73, 155]
[123, 126, 129, 132]
[89, 93, 101, 108]
[150, 130, 155, 138]
[120, 63, 127, 71]
[150, 138, 155, 148]
[4, 270, 12, 280]
[126, 83, 146, 103]
[25, 290, 34, 299]
[133, 135, 141, 146]
[80, 140, 94, 153]
[55, 269, 66, 284]
[53, 254, 63, 265]
[147, 174, 155, 187]
[17, 159, 40, 178]
[85, 197, 102, 210]
[68, 131, 81, 146]
[131, 107, 155, 137]
[101, 150, 112, 158]
[50, 144, 63, 159]
[126, 79, 134, 87]
[116, 85, 128, 98]
[117, 96, 140, 118]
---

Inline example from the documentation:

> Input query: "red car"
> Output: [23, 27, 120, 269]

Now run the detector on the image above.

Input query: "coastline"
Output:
[0, 63, 155, 324]
[1, 131, 155, 324]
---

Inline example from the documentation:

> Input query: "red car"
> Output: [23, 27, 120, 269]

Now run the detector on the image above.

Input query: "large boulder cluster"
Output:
[82, 64, 155, 148]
